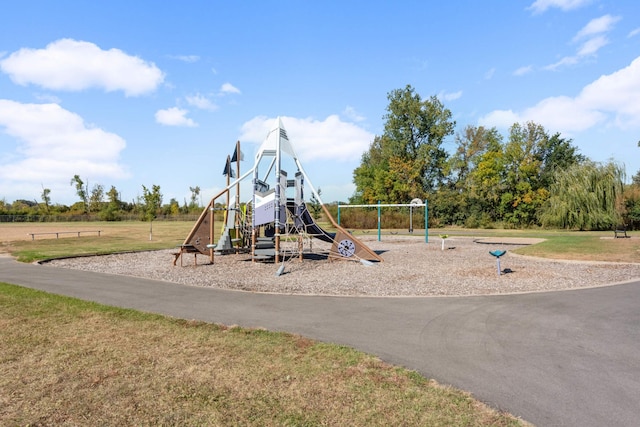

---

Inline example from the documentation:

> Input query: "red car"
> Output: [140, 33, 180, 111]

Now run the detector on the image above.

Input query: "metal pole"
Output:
[337, 204, 341, 226]
[409, 205, 413, 233]
[377, 201, 381, 242]
[425, 200, 428, 244]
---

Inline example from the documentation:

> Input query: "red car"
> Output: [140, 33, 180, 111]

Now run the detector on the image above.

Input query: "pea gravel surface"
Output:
[43, 236, 640, 297]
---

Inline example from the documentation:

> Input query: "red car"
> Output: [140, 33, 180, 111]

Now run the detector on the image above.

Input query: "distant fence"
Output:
[0, 214, 201, 223]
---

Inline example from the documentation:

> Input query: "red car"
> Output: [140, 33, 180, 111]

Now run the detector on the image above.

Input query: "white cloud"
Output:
[573, 15, 621, 41]
[342, 106, 366, 122]
[479, 56, 640, 133]
[168, 54, 200, 63]
[484, 68, 496, 80]
[545, 15, 619, 71]
[0, 39, 164, 96]
[545, 56, 579, 71]
[239, 115, 374, 162]
[439, 90, 463, 102]
[576, 35, 609, 56]
[185, 93, 218, 111]
[514, 65, 534, 76]
[528, 0, 591, 14]
[220, 82, 241, 94]
[155, 107, 197, 127]
[628, 28, 640, 38]
[0, 100, 128, 197]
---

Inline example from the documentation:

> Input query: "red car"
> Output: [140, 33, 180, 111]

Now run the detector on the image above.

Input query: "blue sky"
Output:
[1, 0, 639, 206]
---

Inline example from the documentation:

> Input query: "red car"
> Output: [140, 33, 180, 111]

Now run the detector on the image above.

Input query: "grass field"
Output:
[0, 282, 525, 426]
[1, 221, 638, 263]
[1, 221, 637, 425]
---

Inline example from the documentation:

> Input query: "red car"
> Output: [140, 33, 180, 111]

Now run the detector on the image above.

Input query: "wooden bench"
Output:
[28, 230, 101, 240]
[172, 244, 201, 266]
[614, 225, 629, 238]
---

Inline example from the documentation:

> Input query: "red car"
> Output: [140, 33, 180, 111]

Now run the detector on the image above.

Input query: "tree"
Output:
[539, 160, 625, 230]
[352, 85, 455, 203]
[70, 175, 88, 214]
[141, 184, 162, 221]
[141, 184, 163, 240]
[383, 85, 455, 192]
[100, 186, 122, 221]
[41, 186, 51, 214]
[189, 186, 201, 210]
[89, 184, 104, 213]
[537, 132, 585, 188]
[309, 188, 322, 219]
[437, 125, 503, 226]
[448, 125, 502, 189]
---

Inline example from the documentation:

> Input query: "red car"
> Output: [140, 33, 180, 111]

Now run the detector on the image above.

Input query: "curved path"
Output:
[2, 256, 640, 426]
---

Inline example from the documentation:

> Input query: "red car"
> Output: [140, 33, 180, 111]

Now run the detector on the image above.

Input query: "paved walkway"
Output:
[2, 256, 640, 426]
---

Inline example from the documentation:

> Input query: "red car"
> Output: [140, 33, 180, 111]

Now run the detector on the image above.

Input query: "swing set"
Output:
[336, 199, 429, 243]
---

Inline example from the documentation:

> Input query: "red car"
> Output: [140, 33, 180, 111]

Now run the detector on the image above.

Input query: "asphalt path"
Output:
[2, 256, 640, 426]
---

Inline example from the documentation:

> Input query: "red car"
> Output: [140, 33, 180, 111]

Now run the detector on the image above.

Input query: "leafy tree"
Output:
[141, 184, 163, 240]
[500, 122, 545, 226]
[100, 186, 122, 221]
[309, 188, 322, 219]
[189, 186, 201, 210]
[352, 135, 389, 203]
[383, 85, 455, 192]
[538, 132, 585, 188]
[168, 198, 181, 216]
[448, 125, 502, 189]
[41, 186, 51, 214]
[141, 184, 163, 222]
[465, 141, 505, 226]
[89, 184, 104, 213]
[353, 85, 455, 203]
[437, 125, 503, 226]
[539, 160, 625, 230]
[70, 175, 88, 214]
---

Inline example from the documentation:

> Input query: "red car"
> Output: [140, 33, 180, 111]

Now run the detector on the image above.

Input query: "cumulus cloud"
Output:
[0, 39, 164, 96]
[479, 56, 640, 133]
[155, 107, 197, 127]
[0, 100, 128, 190]
[528, 0, 591, 14]
[239, 115, 374, 162]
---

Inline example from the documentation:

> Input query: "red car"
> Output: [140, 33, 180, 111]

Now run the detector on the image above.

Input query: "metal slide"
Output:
[287, 201, 335, 243]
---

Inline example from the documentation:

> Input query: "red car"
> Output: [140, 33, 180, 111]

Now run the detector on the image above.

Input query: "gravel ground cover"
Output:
[46, 236, 640, 297]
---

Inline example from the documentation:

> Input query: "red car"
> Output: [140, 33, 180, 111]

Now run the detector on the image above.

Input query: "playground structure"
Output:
[175, 118, 383, 266]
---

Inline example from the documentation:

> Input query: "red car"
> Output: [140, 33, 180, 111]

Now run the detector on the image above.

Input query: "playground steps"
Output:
[253, 237, 276, 260]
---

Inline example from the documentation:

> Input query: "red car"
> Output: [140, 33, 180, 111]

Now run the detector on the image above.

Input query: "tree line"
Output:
[352, 85, 640, 230]
[0, 176, 205, 222]
[2, 84, 639, 230]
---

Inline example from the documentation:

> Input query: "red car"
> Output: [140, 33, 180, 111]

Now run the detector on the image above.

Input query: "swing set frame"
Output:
[336, 201, 429, 243]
